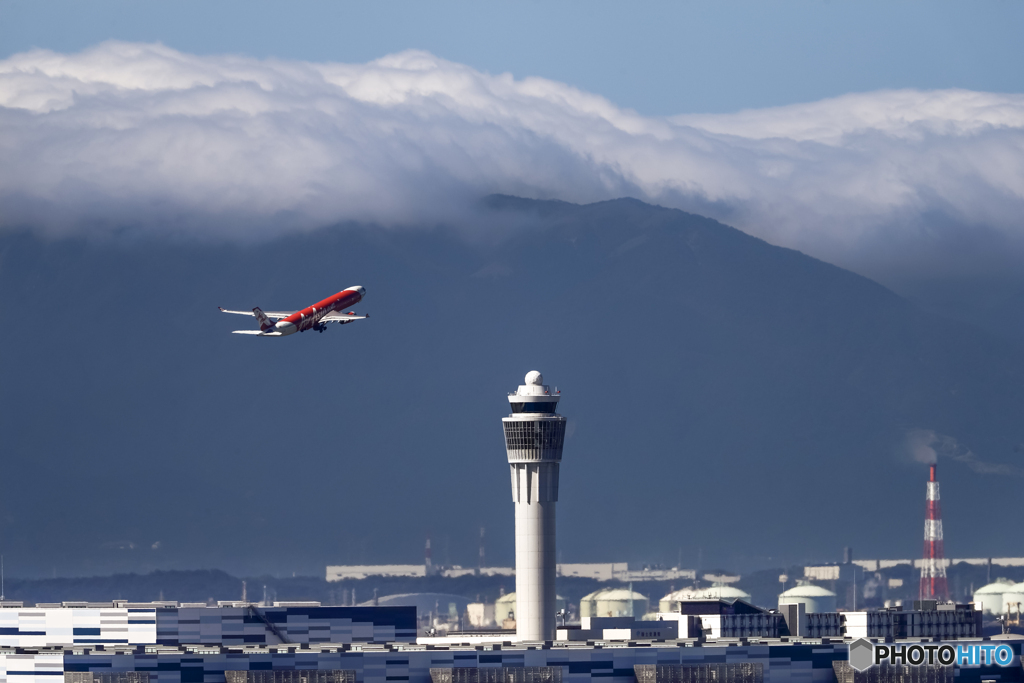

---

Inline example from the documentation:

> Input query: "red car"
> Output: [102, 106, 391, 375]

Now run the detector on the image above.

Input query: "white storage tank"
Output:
[580, 588, 648, 618]
[579, 588, 607, 618]
[659, 585, 753, 612]
[495, 592, 518, 623]
[1003, 583, 1024, 616]
[494, 591, 566, 622]
[973, 579, 1016, 616]
[778, 583, 837, 614]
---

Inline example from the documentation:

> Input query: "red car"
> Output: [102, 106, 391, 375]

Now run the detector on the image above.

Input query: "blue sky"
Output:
[3, 0, 1023, 115]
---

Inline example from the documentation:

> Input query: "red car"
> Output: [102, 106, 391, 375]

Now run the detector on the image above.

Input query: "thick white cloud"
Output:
[2, 41, 1023, 257]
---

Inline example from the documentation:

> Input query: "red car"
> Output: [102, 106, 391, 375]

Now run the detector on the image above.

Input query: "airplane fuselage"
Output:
[270, 286, 364, 336]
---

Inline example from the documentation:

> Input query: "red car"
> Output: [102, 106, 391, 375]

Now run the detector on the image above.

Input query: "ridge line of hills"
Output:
[1, 196, 1022, 578]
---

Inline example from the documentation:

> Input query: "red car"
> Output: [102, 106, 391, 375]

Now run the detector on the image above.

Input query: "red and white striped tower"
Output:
[920, 464, 949, 601]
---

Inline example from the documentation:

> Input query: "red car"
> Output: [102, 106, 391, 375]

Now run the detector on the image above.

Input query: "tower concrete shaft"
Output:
[502, 371, 565, 642]
[920, 464, 949, 601]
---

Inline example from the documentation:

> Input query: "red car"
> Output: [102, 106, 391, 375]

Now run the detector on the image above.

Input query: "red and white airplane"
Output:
[219, 286, 368, 336]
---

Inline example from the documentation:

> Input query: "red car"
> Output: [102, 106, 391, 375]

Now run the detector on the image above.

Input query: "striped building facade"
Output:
[1, 640, 1021, 683]
[0, 608, 415, 649]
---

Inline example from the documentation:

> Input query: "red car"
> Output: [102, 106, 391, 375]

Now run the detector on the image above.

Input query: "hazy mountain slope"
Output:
[1, 197, 1021, 578]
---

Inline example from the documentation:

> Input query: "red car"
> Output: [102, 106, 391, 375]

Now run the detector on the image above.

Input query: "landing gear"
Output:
[313, 323, 327, 333]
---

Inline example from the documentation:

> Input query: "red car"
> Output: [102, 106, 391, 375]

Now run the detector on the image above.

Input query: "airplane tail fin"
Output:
[253, 307, 274, 332]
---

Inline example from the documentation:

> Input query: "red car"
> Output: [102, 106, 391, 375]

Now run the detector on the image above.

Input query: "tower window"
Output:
[510, 402, 557, 413]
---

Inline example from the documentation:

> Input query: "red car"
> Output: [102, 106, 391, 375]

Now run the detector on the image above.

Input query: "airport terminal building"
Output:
[0, 604, 416, 648]
[0, 602, 1021, 683]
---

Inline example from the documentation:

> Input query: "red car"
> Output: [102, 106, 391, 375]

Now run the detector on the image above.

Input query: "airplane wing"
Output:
[231, 330, 284, 336]
[321, 312, 369, 323]
[218, 307, 295, 320]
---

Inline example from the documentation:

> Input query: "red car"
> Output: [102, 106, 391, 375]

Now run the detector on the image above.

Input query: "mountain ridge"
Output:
[1, 196, 1021, 578]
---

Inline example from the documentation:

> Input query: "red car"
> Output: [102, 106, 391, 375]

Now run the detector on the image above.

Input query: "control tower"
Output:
[502, 371, 566, 642]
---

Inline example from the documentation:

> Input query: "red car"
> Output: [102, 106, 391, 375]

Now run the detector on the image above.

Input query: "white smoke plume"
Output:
[905, 429, 1024, 477]
[906, 429, 940, 465]
[2, 41, 1024, 254]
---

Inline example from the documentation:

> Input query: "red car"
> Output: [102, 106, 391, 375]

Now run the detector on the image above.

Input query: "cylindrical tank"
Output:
[579, 588, 606, 618]
[778, 583, 837, 614]
[973, 579, 1015, 615]
[493, 591, 567, 623]
[1003, 583, 1024, 616]
[581, 588, 648, 618]
[659, 585, 753, 612]
[495, 592, 518, 623]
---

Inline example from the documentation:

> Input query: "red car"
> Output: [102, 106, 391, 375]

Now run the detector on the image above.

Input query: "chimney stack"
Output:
[920, 463, 949, 601]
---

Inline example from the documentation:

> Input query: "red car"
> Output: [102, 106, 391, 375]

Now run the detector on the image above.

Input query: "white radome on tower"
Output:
[502, 370, 566, 642]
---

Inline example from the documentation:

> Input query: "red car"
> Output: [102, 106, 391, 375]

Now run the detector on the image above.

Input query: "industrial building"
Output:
[0, 603, 415, 648]
[0, 638, 968, 683]
[658, 587, 751, 614]
[657, 599, 782, 639]
[849, 558, 1024, 572]
[326, 567, 515, 582]
[557, 617, 679, 641]
[556, 566, 696, 583]
[326, 565, 694, 584]
[0, 605, 1017, 683]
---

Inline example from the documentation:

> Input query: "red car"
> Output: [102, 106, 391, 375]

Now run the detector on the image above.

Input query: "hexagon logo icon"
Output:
[849, 638, 874, 672]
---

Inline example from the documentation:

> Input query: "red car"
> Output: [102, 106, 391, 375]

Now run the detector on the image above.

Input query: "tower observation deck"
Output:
[502, 371, 566, 642]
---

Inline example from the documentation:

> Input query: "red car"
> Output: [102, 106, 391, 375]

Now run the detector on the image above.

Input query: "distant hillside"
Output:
[6, 563, 1021, 614]
[1, 570, 592, 607]
[1, 196, 1022, 577]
